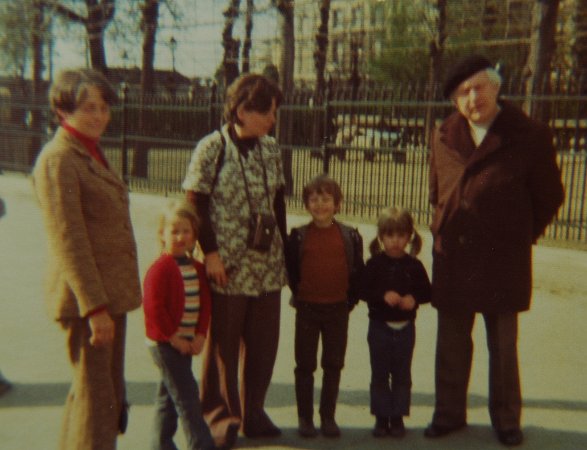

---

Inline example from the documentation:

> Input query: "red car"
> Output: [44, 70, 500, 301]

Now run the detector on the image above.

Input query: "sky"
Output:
[50, 0, 279, 80]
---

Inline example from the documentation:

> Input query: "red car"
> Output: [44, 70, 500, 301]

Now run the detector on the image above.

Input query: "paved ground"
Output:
[1, 172, 586, 450]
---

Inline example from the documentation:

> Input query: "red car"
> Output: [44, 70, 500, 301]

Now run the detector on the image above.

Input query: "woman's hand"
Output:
[88, 310, 114, 347]
[204, 251, 228, 287]
[190, 334, 206, 355]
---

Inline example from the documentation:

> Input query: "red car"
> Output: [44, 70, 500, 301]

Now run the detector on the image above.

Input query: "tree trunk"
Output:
[573, 0, 587, 93]
[274, 0, 295, 195]
[133, 0, 159, 179]
[314, 0, 330, 101]
[84, 0, 114, 74]
[523, 0, 560, 121]
[425, 0, 447, 146]
[241, 0, 253, 73]
[29, 0, 45, 166]
[275, 0, 294, 95]
[222, 0, 241, 88]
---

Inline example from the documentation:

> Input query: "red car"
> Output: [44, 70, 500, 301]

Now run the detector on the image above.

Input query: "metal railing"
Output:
[0, 79, 585, 245]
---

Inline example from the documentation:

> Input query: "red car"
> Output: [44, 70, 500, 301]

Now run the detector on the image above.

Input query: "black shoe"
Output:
[298, 416, 318, 438]
[372, 416, 389, 438]
[243, 412, 281, 438]
[320, 417, 341, 437]
[389, 417, 406, 438]
[424, 422, 466, 438]
[496, 428, 523, 446]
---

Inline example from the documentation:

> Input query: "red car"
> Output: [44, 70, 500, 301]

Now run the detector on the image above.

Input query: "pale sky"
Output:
[50, 0, 278, 80]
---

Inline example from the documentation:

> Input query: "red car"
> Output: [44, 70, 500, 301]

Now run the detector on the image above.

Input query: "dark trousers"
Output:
[294, 301, 349, 420]
[201, 291, 280, 445]
[149, 343, 215, 450]
[59, 315, 126, 450]
[433, 310, 521, 431]
[367, 319, 415, 418]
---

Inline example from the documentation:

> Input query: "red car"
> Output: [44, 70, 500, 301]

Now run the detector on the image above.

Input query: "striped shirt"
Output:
[175, 256, 201, 339]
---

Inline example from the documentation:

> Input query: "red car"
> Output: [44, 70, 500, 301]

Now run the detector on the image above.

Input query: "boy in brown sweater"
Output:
[286, 175, 364, 438]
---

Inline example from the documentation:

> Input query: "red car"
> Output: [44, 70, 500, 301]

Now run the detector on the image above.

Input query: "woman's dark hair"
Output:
[223, 73, 283, 125]
[49, 68, 118, 117]
[369, 206, 422, 257]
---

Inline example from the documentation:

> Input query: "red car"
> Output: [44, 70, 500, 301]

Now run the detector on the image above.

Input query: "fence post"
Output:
[322, 76, 333, 174]
[120, 82, 129, 185]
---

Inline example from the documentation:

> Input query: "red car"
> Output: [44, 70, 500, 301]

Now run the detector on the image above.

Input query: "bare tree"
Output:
[573, 0, 587, 81]
[44, 0, 115, 74]
[523, 0, 560, 121]
[132, 0, 159, 178]
[314, 0, 330, 100]
[241, 0, 253, 73]
[273, 0, 294, 96]
[222, 0, 241, 88]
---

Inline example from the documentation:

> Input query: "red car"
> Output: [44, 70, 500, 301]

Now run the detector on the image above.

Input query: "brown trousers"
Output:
[201, 291, 280, 445]
[59, 315, 127, 450]
[432, 310, 521, 431]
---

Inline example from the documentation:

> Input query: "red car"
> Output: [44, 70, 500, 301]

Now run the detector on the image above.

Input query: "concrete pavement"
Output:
[1, 172, 586, 449]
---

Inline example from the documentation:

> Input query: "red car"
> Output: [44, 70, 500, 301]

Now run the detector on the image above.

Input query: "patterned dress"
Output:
[182, 124, 287, 295]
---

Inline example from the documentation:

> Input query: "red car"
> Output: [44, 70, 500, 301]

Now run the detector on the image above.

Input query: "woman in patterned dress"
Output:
[183, 74, 287, 449]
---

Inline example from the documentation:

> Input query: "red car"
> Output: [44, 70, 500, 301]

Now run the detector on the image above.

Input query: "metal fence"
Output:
[1, 79, 586, 245]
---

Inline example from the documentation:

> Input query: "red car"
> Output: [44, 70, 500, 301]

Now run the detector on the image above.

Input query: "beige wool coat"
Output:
[33, 127, 142, 319]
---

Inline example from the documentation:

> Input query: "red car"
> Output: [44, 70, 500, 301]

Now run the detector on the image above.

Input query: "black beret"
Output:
[443, 55, 494, 99]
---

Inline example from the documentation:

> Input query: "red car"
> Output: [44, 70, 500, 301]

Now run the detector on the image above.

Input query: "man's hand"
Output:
[204, 252, 228, 287]
[88, 310, 114, 347]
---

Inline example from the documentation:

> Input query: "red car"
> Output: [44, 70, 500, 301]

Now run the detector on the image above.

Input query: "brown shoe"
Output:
[298, 417, 318, 438]
[320, 417, 341, 438]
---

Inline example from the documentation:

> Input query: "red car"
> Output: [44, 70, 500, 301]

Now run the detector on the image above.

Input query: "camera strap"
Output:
[236, 143, 272, 216]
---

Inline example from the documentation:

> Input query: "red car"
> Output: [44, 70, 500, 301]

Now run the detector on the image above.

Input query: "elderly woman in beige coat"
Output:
[33, 68, 141, 450]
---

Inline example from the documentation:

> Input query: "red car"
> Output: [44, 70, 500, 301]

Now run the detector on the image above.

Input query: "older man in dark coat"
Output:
[424, 55, 564, 447]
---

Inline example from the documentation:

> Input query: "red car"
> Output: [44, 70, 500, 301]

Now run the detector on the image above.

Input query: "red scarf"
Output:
[61, 122, 109, 168]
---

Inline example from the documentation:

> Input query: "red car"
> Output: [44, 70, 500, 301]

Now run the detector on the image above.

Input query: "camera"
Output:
[247, 213, 276, 252]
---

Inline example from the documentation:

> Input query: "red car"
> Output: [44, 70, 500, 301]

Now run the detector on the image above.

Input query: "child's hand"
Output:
[384, 291, 402, 307]
[399, 295, 416, 311]
[169, 335, 192, 355]
[190, 334, 206, 355]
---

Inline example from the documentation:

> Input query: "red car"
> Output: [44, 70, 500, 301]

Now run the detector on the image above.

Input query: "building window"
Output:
[332, 9, 339, 28]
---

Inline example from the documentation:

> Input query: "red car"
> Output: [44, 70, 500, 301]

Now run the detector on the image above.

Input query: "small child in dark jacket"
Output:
[286, 175, 364, 439]
[362, 206, 431, 438]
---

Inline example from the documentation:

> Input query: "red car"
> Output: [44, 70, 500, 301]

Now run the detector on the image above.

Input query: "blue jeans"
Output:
[149, 343, 215, 450]
[367, 319, 415, 418]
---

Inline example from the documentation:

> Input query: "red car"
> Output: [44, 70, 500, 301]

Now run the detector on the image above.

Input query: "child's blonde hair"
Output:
[157, 200, 200, 257]
[369, 207, 422, 257]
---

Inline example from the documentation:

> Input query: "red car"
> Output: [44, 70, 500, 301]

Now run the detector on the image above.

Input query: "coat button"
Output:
[458, 235, 466, 244]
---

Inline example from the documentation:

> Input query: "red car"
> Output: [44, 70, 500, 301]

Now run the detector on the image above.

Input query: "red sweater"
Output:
[143, 253, 212, 341]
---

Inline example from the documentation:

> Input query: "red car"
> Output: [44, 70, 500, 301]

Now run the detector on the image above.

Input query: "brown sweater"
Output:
[297, 223, 348, 304]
